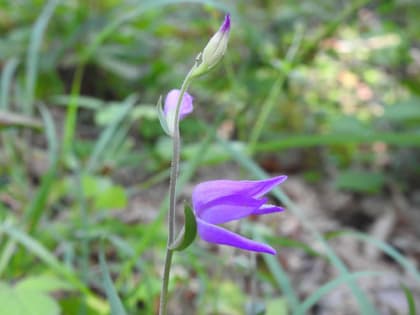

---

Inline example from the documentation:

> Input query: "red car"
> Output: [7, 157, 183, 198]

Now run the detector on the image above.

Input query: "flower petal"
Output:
[163, 89, 193, 120]
[197, 218, 276, 254]
[197, 194, 267, 224]
[163, 89, 193, 135]
[192, 175, 287, 209]
[252, 204, 284, 216]
[220, 13, 231, 33]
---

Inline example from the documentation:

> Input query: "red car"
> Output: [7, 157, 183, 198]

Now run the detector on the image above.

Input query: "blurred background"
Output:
[0, 0, 419, 314]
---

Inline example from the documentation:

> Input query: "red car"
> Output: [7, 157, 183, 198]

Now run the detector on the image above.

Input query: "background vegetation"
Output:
[0, 0, 419, 314]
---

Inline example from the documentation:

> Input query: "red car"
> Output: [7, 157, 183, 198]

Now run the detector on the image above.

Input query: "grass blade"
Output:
[0, 223, 78, 290]
[255, 235, 299, 311]
[254, 133, 420, 152]
[293, 271, 384, 315]
[326, 231, 420, 283]
[401, 284, 417, 315]
[24, 105, 59, 233]
[86, 95, 136, 172]
[0, 223, 108, 314]
[81, 0, 231, 63]
[0, 58, 19, 110]
[248, 0, 371, 150]
[24, 0, 59, 115]
[99, 246, 127, 315]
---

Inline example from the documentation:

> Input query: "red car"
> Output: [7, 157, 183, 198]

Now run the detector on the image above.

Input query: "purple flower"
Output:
[192, 175, 287, 255]
[163, 89, 193, 135]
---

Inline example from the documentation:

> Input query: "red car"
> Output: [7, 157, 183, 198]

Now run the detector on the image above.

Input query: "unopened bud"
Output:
[192, 14, 230, 77]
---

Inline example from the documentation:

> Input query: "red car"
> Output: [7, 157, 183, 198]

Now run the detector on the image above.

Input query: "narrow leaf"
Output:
[170, 204, 197, 251]
[156, 95, 171, 136]
[294, 271, 384, 315]
[401, 284, 417, 315]
[99, 248, 127, 315]
[0, 110, 43, 130]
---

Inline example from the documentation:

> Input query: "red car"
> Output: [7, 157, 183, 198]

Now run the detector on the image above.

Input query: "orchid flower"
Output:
[163, 89, 193, 135]
[192, 175, 287, 255]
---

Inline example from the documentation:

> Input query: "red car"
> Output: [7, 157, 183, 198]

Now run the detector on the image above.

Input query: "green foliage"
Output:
[0, 275, 75, 315]
[402, 284, 417, 315]
[383, 98, 420, 124]
[82, 175, 127, 209]
[0, 282, 60, 315]
[266, 298, 288, 315]
[99, 248, 128, 315]
[335, 170, 385, 193]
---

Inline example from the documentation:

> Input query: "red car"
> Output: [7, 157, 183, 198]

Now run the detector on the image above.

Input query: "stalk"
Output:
[158, 67, 195, 315]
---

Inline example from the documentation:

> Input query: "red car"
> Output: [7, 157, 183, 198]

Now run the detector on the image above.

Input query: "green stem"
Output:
[159, 66, 195, 315]
[168, 70, 194, 244]
[159, 249, 173, 315]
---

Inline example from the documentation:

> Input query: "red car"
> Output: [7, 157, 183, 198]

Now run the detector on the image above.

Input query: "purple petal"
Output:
[197, 218, 276, 255]
[220, 14, 230, 33]
[197, 194, 267, 224]
[192, 175, 287, 210]
[163, 89, 193, 120]
[252, 204, 284, 215]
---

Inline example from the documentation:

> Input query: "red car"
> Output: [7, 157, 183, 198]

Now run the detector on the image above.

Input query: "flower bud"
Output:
[163, 89, 193, 136]
[192, 14, 230, 77]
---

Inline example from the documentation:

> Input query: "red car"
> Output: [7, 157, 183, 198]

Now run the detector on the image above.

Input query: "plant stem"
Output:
[159, 249, 173, 315]
[159, 67, 195, 315]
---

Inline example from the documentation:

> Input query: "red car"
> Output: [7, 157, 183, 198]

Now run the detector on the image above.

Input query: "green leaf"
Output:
[0, 110, 43, 130]
[86, 95, 136, 172]
[325, 230, 420, 283]
[254, 133, 420, 152]
[330, 116, 370, 134]
[294, 271, 384, 315]
[384, 98, 420, 122]
[0, 281, 60, 315]
[156, 95, 171, 136]
[24, 0, 59, 115]
[335, 170, 385, 194]
[18, 290, 60, 315]
[51, 95, 104, 110]
[183, 141, 247, 165]
[96, 55, 143, 80]
[265, 236, 325, 258]
[401, 284, 417, 315]
[99, 249, 127, 315]
[0, 225, 108, 314]
[96, 185, 127, 209]
[253, 235, 299, 311]
[95, 105, 132, 126]
[266, 298, 288, 315]
[82, 175, 127, 209]
[1, 58, 19, 110]
[170, 204, 197, 251]
[16, 275, 73, 293]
